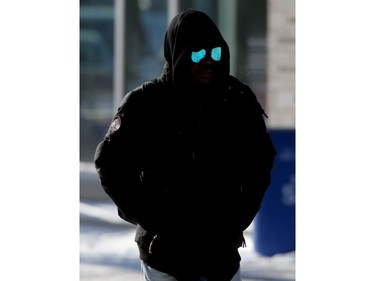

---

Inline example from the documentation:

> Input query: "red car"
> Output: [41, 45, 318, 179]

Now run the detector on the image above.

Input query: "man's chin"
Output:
[197, 71, 215, 83]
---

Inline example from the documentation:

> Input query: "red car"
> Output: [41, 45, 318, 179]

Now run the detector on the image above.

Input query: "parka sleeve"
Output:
[238, 85, 277, 230]
[93, 87, 169, 234]
[94, 90, 149, 227]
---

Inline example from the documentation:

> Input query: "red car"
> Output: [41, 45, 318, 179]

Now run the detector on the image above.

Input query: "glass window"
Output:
[80, 1, 115, 162]
[80, 0, 167, 162]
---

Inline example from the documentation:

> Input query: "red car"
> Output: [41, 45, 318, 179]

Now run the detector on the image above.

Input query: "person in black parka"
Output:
[94, 9, 276, 281]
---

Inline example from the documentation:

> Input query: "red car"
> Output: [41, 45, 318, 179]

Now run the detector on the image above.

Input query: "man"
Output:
[94, 9, 276, 281]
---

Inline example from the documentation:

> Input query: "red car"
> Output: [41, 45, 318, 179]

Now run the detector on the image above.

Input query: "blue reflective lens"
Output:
[191, 49, 206, 63]
[211, 47, 221, 61]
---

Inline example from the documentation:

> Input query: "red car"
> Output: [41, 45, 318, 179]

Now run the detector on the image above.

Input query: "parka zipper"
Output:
[148, 235, 158, 254]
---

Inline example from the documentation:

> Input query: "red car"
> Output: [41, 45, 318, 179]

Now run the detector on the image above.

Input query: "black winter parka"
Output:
[94, 9, 276, 281]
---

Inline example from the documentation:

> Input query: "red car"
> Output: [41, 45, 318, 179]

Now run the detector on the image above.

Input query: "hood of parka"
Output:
[160, 9, 230, 87]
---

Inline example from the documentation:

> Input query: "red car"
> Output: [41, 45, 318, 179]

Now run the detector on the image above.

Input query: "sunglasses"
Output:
[191, 47, 222, 63]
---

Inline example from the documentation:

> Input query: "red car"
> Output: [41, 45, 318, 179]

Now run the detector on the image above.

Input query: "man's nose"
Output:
[201, 57, 214, 65]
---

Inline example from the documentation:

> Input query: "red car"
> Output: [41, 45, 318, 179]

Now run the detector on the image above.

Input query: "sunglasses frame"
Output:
[191, 47, 222, 63]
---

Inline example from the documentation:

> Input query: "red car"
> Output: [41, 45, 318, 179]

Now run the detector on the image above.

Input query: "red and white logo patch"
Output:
[110, 116, 121, 132]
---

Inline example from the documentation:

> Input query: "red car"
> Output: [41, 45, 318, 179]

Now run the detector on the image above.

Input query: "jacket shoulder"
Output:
[116, 78, 166, 113]
[228, 76, 265, 116]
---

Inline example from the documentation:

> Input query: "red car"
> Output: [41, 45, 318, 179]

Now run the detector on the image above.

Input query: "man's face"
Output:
[189, 47, 222, 84]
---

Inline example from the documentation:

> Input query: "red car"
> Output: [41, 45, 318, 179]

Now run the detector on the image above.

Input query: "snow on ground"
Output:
[80, 200, 295, 281]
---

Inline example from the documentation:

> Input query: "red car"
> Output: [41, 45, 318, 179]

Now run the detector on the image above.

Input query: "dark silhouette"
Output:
[94, 9, 276, 281]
